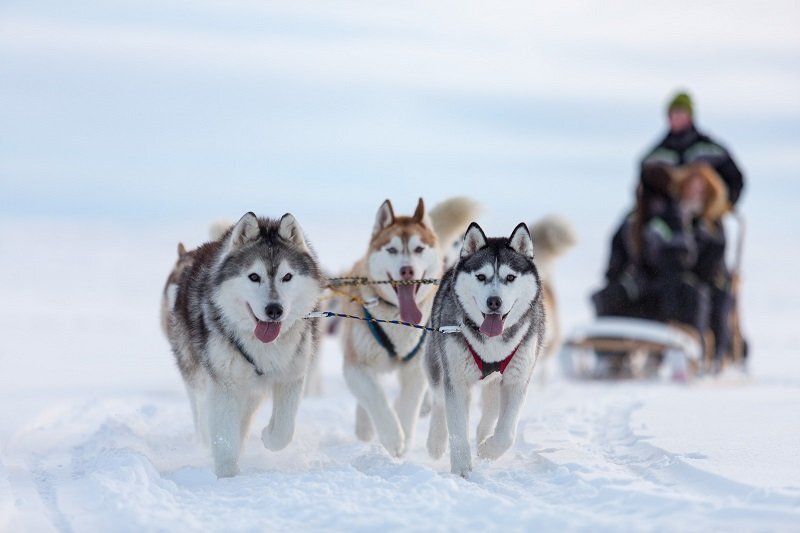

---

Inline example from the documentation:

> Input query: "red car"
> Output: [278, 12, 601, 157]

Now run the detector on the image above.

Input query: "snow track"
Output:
[1, 221, 799, 531]
[3, 365, 798, 531]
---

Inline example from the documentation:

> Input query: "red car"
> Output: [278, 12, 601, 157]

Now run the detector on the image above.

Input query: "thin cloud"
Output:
[1, 3, 798, 115]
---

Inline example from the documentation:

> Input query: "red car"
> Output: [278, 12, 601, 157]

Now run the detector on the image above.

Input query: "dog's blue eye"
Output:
[387, 247, 398, 254]
[248, 273, 261, 282]
[506, 274, 516, 282]
[476, 274, 486, 282]
[282, 273, 293, 282]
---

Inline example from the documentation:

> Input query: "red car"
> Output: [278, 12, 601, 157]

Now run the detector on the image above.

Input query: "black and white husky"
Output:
[165, 212, 324, 477]
[425, 222, 545, 477]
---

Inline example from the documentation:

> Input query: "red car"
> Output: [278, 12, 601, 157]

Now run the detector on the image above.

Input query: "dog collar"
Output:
[464, 337, 520, 379]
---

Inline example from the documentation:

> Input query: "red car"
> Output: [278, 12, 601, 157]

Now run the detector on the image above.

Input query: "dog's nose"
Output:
[486, 296, 502, 312]
[400, 266, 414, 280]
[265, 303, 284, 321]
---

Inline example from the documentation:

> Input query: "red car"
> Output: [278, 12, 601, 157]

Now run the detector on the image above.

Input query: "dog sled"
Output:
[560, 212, 746, 381]
[559, 317, 703, 380]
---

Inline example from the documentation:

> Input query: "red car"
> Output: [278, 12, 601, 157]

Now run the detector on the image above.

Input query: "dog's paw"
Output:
[477, 433, 512, 460]
[379, 424, 406, 457]
[449, 445, 472, 477]
[381, 435, 406, 458]
[214, 461, 240, 478]
[450, 459, 472, 478]
[261, 425, 292, 451]
[426, 425, 447, 459]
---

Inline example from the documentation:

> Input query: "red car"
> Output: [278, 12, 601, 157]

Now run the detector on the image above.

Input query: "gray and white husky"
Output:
[425, 222, 545, 477]
[165, 212, 324, 477]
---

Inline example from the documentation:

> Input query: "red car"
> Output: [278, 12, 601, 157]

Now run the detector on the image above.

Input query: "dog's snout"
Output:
[265, 303, 284, 321]
[400, 266, 415, 280]
[486, 296, 502, 312]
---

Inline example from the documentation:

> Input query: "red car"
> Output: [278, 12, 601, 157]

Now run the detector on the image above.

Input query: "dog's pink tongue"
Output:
[396, 285, 423, 324]
[254, 321, 281, 343]
[480, 313, 505, 337]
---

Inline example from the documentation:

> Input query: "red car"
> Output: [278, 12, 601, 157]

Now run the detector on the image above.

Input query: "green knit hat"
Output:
[667, 92, 693, 116]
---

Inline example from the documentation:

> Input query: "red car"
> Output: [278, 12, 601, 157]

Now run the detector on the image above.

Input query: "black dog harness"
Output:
[228, 334, 265, 376]
[362, 306, 427, 362]
[210, 305, 265, 377]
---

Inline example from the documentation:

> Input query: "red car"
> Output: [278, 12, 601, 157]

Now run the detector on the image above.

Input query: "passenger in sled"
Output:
[591, 165, 707, 374]
[592, 162, 741, 375]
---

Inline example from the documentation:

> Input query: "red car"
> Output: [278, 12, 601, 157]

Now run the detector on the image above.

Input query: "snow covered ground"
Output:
[1, 217, 799, 532]
[2, 1, 799, 530]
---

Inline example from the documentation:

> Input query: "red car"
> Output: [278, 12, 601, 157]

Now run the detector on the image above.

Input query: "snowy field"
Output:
[2, 1, 800, 531]
[1, 216, 799, 532]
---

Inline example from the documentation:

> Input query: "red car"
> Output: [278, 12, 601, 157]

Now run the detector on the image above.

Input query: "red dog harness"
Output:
[464, 338, 521, 379]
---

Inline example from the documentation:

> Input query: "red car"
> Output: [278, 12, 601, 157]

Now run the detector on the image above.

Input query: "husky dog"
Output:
[425, 222, 545, 477]
[166, 212, 324, 477]
[441, 212, 573, 358]
[341, 198, 476, 457]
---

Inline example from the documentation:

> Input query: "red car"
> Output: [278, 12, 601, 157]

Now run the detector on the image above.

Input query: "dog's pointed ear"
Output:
[278, 213, 310, 253]
[372, 199, 395, 236]
[509, 222, 534, 259]
[412, 197, 434, 228]
[413, 197, 425, 221]
[460, 222, 487, 258]
[227, 212, 260, 251]
[177, 242, 187, 257]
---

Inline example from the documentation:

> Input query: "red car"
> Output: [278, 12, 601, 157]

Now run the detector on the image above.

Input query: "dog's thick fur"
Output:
[430, 196, 482, 269]
[425, 222, 545, 477]
[165, 212, 324, 477]
[340, 198, 476, 457]
[161, 242, 197, 338]
[528, 215, 576, 358]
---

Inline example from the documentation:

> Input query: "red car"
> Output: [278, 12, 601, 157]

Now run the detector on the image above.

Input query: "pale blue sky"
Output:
[1, 0, 798, 230]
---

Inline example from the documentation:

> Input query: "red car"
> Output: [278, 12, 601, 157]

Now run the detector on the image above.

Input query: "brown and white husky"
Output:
[340, 197, 478, 457]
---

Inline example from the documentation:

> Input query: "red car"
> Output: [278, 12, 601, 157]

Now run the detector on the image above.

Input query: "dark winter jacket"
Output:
[604, 201, 694, 299]
[641, 125, 745, 205]
[690, 218, 727, 289]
